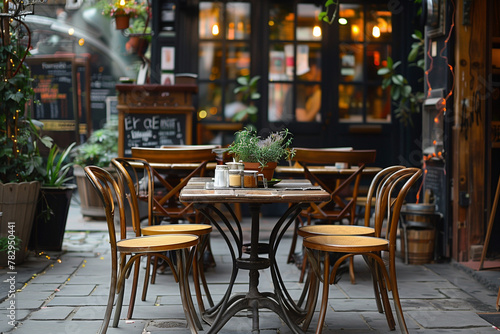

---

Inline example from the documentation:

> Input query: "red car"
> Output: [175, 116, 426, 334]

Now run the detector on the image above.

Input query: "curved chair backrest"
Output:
[131, 146, 216, 164]
[112, 158, 155, 234]
[364, 165, 405, 226]
[85, 166, 127, 245]
[373, 168, 422, 249]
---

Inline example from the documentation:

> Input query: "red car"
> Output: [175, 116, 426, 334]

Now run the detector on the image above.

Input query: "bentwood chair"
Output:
[303, 167, 422, 334]
[112, 157, 214, 315]
[287, 148, 377, 280]
[131, 146, 216, 224]
[84, 166, 201, 334]
[296, 165, 404, 330]
[297, 165, 404, 283]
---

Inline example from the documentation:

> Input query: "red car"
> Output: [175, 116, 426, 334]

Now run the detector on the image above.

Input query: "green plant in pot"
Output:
[0, 17, 51, 265]
[227, 128, 295, 180]
[30, 142, 77, 252]
[72, 123, 118, 218]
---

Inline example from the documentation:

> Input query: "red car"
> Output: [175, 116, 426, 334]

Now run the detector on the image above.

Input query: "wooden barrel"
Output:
[407, 229, 435, 264]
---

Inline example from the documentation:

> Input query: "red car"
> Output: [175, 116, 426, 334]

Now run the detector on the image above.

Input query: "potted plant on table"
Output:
[72, 123, 118, 218]
[30, 142, 77, 252]
[227, 128, 295, 180]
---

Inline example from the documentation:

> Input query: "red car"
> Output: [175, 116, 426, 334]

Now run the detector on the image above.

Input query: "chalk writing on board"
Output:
[123, 114, 186, 156]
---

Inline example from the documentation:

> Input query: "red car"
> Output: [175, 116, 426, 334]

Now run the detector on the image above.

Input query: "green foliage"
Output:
[232, 75, 261, 124]
[44, 142, 76, 187]
[377, 30, 425, 127]
[227, 128, 295, 168]
[99, 0, 148, 18]
[0, 21, 51, 183]
[72, 123, 118, 167]
[318, 0, 339, 25]
[0, 236, 21, 253]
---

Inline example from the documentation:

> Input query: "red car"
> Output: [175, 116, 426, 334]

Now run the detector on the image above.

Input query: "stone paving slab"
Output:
[1, 204, 500, 333]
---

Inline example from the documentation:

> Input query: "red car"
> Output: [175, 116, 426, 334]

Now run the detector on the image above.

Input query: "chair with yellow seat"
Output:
[295, 165, 404, 331]
[84, 165, 201, 334]
[303, 167, 422, 334]
[112, 158, 215, 315]
[286, 148, 377, 279]
[297, 165, 404, 284]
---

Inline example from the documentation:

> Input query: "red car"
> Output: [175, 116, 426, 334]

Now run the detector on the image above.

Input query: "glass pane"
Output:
[198, 42, 223, 80]
[225, 82, 246, 121]
[339, 43, 363, 82]
[296, 83, 321, 122]
[198, 82, 223, 121]
[338, 4, 364, 42]
[269, 2, 294, 40]
[366, 6, 392, 42]
[199, 2, 223, 39]
[226, 43, 250, 79]
[339, 84, 363, 122]
[269, 43, 292, 81]
[366, 44, 391, 81]
[366, 85, 391, 122]
[297, 43, 321, 81]
[269, 83, 292, 122]
[226, 2, 251, 40]
[297, 4, 322, 41]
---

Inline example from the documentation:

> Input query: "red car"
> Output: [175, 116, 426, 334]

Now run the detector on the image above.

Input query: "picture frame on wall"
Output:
[161, 46, 175, 70]
[161, 72, 175, 85]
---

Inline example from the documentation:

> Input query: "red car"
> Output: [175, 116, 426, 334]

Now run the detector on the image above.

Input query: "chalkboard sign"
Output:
[116, 84, 197, 157]
[122, 113, 187, 156]
[28, 55, 77, 125]
[26, 55, 82, 148]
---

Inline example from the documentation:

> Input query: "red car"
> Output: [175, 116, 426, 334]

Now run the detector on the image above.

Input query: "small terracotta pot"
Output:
[115, 14, 130, 30]
[243, 161, 277, 180]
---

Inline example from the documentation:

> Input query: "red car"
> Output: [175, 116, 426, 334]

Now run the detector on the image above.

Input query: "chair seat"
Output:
[304, 235, 388, 252]
[117, 235, 198, 253]
[142, 224, 212, 236]
[298, 225, 375, 238]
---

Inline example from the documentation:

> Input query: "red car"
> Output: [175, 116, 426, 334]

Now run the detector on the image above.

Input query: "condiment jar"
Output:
[214, 165, 229, 188]
[243, 170, 266, 188]
[228, 169, 243, 188]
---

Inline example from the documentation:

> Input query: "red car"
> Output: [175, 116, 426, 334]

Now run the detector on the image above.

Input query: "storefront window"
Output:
[198, 1, 251, 123]
[338, 3, 392, 124]
[268, 2, 322, 123]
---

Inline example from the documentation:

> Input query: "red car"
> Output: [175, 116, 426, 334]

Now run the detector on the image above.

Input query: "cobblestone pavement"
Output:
[1, 198, 499, 333]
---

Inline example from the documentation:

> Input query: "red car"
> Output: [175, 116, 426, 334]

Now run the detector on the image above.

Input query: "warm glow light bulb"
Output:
[372, 26, 381, 38]
[119, 0, 125, 6]
[78, 38, 85, 46]
[338, 18, 347, 25]
[68, 28, 74, 35]
[199, 110, 208, 119]
[212, 24, 219, 36]
[312, 25, 321, 37]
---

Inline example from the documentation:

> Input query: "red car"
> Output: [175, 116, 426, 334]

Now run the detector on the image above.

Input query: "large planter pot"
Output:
[29, 184, 76, 252]
[243, 161, 277, 181]
[74, 165, 106, 219]
[0, 181, 41, 266]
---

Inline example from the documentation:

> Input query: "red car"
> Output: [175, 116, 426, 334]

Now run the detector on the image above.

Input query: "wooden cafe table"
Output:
[179, 177, 331, 334]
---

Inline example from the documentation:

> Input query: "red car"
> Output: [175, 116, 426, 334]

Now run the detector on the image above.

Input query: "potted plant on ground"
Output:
[227, 128, 295, 180]
[72, 123, 118, 218]
[29, 142, 77, 252]
[0, 16, 51, 266]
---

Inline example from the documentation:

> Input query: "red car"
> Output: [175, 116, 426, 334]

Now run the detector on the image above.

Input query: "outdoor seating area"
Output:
[3, 1, 500, 333]
[2, 145, 500, 334]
